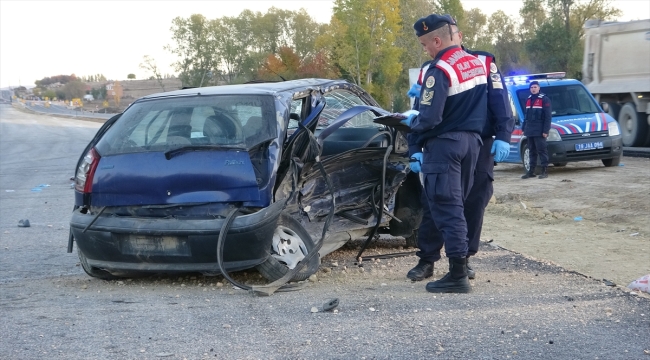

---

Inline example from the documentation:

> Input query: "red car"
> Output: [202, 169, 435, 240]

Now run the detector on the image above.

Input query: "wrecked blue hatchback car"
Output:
[69, 79, 422, 281]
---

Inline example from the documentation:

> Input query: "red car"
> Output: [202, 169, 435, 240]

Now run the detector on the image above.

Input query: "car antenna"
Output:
[262, 63, 286, 81]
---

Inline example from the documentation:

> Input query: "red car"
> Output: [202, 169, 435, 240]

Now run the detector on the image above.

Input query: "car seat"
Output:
[243, 116, 265, 144]
[204, 113, 243, 144]
[167, 108, 193, 145]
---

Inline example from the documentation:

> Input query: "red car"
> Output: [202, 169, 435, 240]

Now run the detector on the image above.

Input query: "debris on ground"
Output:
[17, 219, 30, 227]
[627, 274, 649, 294]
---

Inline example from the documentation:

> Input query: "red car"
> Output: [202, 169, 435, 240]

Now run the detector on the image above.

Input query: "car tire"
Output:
[405, 229, 418, 248]
[256, 213, 319, 282]
[553, 162, 567, 167]
[618, 102, 648, 147]
[602, 154, 622, 167]
[78, 248, 118, 280]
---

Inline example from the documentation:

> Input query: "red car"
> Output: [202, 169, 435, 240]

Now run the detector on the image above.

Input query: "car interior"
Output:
[290, 89, 391, 157]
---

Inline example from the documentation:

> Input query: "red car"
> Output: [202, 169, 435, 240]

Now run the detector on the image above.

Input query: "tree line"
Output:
[152, 0, 623, 111]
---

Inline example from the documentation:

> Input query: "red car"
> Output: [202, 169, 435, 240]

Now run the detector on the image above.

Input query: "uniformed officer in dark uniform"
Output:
[457, 27, 515, 278]
[406, 18, 514, 282]
[401, 14, 488, 293]
[521, 81, 552, 179]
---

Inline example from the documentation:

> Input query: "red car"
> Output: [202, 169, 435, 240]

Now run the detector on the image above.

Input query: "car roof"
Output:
[139, 78, 351, 100]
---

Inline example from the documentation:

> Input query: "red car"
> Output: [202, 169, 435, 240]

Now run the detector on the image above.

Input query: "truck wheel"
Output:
[618, 103, 648, 147]
[78, 248, 118, 280]
[602, 154, 622, 167]
[645, 114, 650, 147]
[256, 213, 319, 282]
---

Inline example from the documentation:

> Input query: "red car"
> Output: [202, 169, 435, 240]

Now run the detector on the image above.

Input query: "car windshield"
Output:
[96, 94, 277, 156]
[516, 84, 601, 116]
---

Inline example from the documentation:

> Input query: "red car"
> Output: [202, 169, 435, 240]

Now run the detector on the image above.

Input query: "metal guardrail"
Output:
[11, 101, 117, 121]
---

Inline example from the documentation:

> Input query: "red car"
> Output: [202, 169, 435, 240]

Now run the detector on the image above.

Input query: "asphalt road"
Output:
[0, 104, 648, 359]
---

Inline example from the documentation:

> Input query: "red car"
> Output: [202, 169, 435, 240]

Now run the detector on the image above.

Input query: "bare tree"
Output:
[139, 55, 166, 91]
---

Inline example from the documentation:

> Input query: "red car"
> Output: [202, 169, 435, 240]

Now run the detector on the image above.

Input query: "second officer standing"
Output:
[401, 14, 488, 293]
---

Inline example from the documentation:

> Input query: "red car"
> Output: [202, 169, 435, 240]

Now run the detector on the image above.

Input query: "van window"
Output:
[516, 85, 600, 117]
[508, 93, 520, 124]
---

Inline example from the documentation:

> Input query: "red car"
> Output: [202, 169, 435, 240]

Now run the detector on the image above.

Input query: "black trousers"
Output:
[416, 131, 481, 261]
[528, 136, 548, 168]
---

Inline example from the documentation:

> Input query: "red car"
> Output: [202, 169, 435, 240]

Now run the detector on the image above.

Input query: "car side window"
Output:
[319, 90, 377, 129]
[288, 98, 306, 130]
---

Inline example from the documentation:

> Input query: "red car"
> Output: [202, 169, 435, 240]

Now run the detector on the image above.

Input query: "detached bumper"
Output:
[548, 135, 623, 163]
[70, 201, 284, 274]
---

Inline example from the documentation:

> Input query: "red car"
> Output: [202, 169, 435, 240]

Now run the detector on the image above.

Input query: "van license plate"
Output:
[575, 141, 603, 151]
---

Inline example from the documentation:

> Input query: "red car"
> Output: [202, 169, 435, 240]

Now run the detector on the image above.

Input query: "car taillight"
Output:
[75, 148, 100, 193]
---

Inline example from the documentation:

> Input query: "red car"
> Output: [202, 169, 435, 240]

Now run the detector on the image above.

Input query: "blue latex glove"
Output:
[406, 84, 421, 98]
[409, 152, 423, 173]
[400, 113, 417, 127]
[491, 140, 510, 162]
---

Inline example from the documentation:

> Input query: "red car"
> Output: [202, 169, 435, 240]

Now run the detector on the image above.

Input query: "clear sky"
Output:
[1, 0, 648, 88]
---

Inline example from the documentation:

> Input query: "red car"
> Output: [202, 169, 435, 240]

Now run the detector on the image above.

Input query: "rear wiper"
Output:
[164, 145, 245, 160]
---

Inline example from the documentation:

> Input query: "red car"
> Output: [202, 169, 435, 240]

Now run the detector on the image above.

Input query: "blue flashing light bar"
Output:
[504, 72, 566, 85]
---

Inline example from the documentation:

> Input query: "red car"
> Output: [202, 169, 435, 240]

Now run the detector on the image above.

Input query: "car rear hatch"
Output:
[81, 94, 277, 208]
[91, 150, 260, 206]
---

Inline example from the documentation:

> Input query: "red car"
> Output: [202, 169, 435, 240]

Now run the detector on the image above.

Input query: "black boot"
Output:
[426, 257, 471, 293]
[407, 259, 434, 281]
[521, 170, 535, 179]
[466, 257, 475, 280]
[538, 167, 548, 179]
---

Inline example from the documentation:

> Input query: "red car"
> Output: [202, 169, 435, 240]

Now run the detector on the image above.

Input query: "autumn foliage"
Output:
[257, 47, 340, 81]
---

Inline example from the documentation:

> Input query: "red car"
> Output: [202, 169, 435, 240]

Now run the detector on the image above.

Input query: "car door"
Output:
[297, 89, 407, 227]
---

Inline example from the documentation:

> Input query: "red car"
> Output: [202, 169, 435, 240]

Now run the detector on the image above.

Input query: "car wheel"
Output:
[602, 154, 622, 167]
[78, 248, 118, 280]
[618, 102, 648, 147]
[405, 229, 418, 248]
[553, 163, 567, 167]
[256, 213, 319, 282]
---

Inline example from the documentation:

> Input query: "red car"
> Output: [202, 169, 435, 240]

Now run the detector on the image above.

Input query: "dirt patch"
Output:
[482, 157, 650, 287]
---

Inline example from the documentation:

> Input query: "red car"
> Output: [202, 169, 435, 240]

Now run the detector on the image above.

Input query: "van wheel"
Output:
[521, 144, 542, 174]
[521, 143, 531, 172]
[256, 213, 319, 282]
[618, 103, 648, 147]
[602, 154, 622, 167]
[78, 248, 118, 280]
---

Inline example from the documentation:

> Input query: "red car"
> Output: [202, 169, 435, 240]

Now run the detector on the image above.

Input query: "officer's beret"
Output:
[413, 14, 456, 37]
[529, 81, 540, 88]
